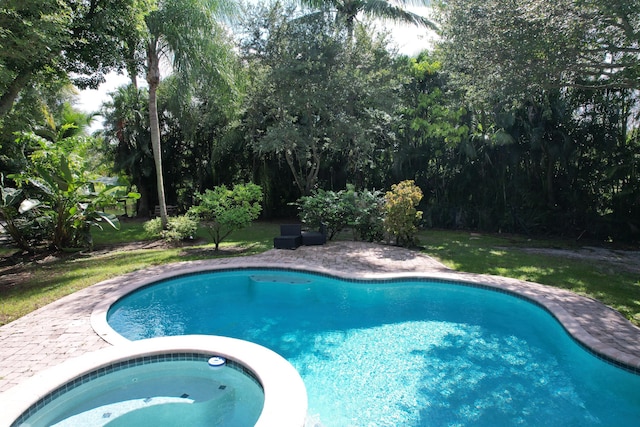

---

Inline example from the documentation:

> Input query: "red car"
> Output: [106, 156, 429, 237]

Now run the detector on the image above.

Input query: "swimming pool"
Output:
[105, 269, 640, 426]
[0, 336, 307, 427]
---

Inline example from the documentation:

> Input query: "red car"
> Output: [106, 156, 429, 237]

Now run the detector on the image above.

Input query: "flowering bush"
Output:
[383, 180, 423, 247]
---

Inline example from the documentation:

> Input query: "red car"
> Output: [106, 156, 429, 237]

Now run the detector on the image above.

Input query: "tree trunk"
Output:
[0, 71, 32, 117]
[146, 42, 168, 228]
[135, 175, 151, 217]
[284, 150, 306, 195]
[126, 42, 139, 91]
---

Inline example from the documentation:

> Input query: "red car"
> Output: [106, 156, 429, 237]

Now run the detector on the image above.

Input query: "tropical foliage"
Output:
[100, 84, 154, 217]
[4, 139, 135, 251]
[300, 0, 437, 37]
[1, 0, 639, 248]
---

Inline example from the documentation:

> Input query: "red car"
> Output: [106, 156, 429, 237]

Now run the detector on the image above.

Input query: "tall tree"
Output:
[142, 0, 238, 227]
[241, 4, 401, 195]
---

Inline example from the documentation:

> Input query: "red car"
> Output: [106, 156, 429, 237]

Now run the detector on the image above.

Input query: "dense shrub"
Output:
[296, 188, 350, 240]
[296, 185, 385, 241]
[144, 215, 198, 242]
[344, 185, 385, 242]
[143, 218, 163, 237]
[383, 180, 423, 247]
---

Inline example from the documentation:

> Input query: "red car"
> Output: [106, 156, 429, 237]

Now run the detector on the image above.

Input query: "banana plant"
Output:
[33, 156, 140, 250]
[7, 156, 139, 251]
[0, 174, 42, 251]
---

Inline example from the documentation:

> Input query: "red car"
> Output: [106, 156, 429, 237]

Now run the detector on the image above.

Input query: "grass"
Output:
[92, 219, 153, 245]
[419, 230, 640, 325]
[91, 218, 279, 247]
[1, 223, 639, 327]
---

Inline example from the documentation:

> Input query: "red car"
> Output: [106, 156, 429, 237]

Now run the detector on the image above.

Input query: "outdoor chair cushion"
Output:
[279, 224, 302, 236]
[274, 224, 303, 249]
[301, 222, 327, 246]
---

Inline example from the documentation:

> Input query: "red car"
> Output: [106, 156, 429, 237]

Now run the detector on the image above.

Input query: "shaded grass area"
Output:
[92, 218, 279, 248]
[419, 230, 640, 325]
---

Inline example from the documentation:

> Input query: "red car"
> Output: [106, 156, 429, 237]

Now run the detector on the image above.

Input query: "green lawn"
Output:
[419, 230, 640, 326]
[1, 223, 638, 328]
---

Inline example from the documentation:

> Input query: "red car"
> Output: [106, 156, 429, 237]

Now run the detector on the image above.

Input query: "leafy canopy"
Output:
[436, 0, 640, 103]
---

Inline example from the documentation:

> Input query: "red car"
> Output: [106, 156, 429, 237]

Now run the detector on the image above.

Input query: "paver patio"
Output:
[1, 241, 639, 395]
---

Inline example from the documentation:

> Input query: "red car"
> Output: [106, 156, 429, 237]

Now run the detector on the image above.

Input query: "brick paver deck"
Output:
[1, 241, 639, 395]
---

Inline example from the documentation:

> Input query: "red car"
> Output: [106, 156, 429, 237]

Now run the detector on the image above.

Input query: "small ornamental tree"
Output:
[188, 183, 263, 250]
[383, 180, 423, 247]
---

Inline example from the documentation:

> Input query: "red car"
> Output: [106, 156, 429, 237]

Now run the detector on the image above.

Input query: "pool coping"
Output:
[0, 335, 308, 427]
[1, 241, 639, 415]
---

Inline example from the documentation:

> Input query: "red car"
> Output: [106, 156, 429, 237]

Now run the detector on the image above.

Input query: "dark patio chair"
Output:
[302, 222, 327, 246]
[274, 224, 302, 249]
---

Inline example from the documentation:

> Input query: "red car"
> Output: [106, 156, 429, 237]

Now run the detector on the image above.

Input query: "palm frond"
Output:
[360, 0, 438, 30]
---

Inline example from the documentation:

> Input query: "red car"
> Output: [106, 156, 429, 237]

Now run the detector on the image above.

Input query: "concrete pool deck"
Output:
[1, 241, 640, 394]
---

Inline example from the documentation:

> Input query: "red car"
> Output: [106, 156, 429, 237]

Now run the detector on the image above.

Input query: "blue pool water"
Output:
[19, 357, 264, 427]
[107, 270, 640, 426]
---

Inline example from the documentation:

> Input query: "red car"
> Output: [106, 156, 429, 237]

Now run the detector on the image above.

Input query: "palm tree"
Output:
[300, 0, 438, 38]
[101, 84, 154, 217]
[142, 0, 237, 227]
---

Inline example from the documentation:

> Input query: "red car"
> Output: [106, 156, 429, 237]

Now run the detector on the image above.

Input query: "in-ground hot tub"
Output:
[0, 336, 307, 427]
